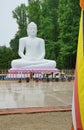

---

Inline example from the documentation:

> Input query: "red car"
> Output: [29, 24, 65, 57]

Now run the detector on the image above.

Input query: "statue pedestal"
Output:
[6, 68, 60, 80]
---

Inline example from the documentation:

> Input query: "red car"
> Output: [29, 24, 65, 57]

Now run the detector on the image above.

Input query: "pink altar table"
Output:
[7, 68, 60, 79]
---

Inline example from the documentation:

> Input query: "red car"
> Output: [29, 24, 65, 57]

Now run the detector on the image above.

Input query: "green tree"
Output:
[27, 0, 41, 27]
[10, 34, 20, 59]
[57, 0, 80, 69]
[0, 46, 13, 69]
[38, 0, 59, 62]
[12, 4, 28, 36]
[45, 0, 59, 41]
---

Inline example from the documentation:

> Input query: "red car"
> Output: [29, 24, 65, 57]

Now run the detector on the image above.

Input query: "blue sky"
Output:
[0, 0, 28, 47]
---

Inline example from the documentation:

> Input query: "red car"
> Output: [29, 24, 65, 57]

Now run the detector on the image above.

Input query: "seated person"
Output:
[11, 22, 56, 68]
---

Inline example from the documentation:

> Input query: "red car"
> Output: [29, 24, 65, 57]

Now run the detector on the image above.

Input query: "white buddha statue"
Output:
[11, 22, 56, 68]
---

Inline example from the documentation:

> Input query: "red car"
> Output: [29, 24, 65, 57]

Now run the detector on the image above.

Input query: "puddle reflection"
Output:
[0, 82, 44, 108]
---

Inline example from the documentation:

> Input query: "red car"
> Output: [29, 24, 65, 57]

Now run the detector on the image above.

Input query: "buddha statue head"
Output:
[27, 22, 37, 38]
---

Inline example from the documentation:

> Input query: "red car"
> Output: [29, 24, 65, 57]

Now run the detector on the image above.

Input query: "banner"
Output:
[71, 3, 84, 130]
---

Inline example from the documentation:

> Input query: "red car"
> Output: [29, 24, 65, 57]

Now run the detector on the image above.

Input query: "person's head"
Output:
[27, 22, 37, 37]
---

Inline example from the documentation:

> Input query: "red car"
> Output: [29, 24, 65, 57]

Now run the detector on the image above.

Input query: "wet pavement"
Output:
[0, 80, 74, 109]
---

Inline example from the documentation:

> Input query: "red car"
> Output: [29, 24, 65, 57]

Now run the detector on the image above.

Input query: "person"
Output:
[11, 22, 56, 68]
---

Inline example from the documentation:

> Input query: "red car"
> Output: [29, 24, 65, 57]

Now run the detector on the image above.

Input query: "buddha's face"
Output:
[27, 22, 37, 38]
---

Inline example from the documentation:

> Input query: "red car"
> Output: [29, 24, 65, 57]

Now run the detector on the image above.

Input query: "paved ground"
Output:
[0, 80, 73, 129]
[0, 111, 72, 130]
[0, 80, 73, 110]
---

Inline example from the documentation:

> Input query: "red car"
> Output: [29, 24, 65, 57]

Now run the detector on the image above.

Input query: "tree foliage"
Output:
[57, 0, 80, 69]
[27, 0, 41, 26]
[0, 46, 13, 69]
[12, 4, 28, 32]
